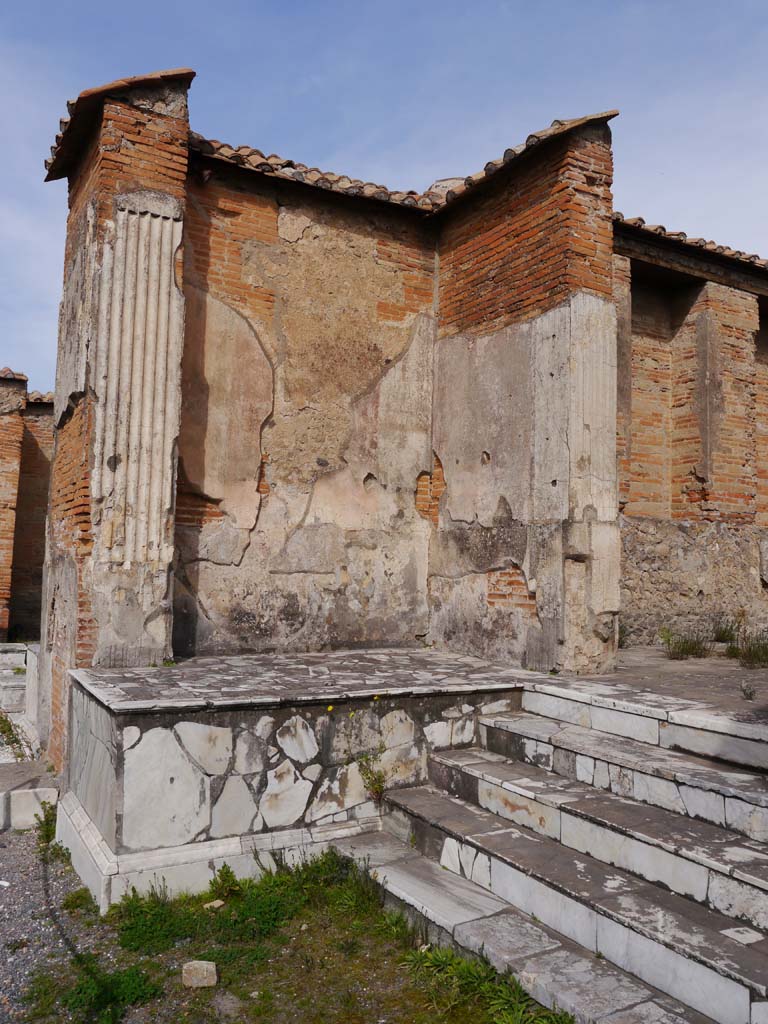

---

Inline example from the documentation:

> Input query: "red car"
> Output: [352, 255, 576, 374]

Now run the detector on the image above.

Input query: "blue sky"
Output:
[1, 0, 767, 389]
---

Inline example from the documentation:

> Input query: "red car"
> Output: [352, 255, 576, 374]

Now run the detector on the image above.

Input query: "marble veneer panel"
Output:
[66, 672, 522, 856]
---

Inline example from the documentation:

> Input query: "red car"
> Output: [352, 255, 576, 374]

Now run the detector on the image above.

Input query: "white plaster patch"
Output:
[123, 726, 140, 751]
[720, 925, 764, 946]
[174, 722, 232, 775]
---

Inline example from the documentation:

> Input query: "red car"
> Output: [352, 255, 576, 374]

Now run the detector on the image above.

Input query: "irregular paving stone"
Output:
[123, 728, 210, 849]
[174, 722, 232, 774]
[258, 759, 312, 828]
[210, 775, 258, 838]
[275, 715, 319, 763]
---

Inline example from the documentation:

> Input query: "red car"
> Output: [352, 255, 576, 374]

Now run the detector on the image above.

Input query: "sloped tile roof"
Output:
[188, 109, 619, 214]
[28, 391, 54, 404]
[0, 368, 28, 382]
[614, 212, 768, 272]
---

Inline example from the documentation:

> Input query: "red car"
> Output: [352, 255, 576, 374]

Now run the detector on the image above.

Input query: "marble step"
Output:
[334, 830, 716, 1024]
[521, 679, 768, 771]
[481, 711, 768, 843]
[0, 670, 25, 712]
[0, 644, 26, 670]
[384, 785, 768, 1024]
[430, 747, 768, 932]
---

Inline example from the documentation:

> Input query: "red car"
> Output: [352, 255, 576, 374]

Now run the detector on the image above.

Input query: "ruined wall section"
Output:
[619, 271, 768, 640]
[174, 168, 436, 654]
[430, 126, 619, 672]
[39, 79, 191, 765]
[8, 399, 54, 639]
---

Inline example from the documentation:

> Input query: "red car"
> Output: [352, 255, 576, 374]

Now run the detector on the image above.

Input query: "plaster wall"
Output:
[429, 127, 619, 672]
[174, 172, 436, 654]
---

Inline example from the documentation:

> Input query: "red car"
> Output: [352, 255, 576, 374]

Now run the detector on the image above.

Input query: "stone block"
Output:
[182, 961, 217, 988]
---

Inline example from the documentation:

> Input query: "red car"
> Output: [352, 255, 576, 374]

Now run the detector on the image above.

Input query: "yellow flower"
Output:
[327, 705, 334, 712]
[373, 695, 380, 701]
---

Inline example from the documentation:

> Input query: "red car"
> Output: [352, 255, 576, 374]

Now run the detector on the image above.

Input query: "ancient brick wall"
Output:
[173, 164, 437, 655]
[439, 128, 613, 337]
[429, 124, 619, 672]
[0, 383, 25, 640]
[618, 267, 768, 641]
[8, 402, 54, 640]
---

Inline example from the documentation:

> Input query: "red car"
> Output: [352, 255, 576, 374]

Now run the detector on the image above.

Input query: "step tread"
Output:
[386, 784, 768, 996]
[432, 747, 768, 891]
[524, 676, 768, 744]
[333, 830, 714, 1024]
[484, 712, 768, 806]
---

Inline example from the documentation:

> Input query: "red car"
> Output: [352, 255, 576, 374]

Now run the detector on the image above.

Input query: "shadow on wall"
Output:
[9, 418, 53, 641]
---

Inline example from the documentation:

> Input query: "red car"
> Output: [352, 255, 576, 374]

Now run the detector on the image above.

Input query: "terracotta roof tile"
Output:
[613, 212, 768, 272]
[28, 391, 54, 404]
[0, 368, 28, 382]
[187, 109, 619, 216]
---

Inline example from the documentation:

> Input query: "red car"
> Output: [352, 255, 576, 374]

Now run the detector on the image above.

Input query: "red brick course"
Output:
[438, 126, 613, 337]
[8, 406, 53, 639]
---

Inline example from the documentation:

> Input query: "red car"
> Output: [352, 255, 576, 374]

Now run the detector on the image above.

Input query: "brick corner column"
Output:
[39, 69, 194, 766]
[559, 121, 621, 674]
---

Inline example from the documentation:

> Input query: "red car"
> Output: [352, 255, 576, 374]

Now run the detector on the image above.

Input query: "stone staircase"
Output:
[0, 643, 27, 714]
[340, 681, 768, 1024]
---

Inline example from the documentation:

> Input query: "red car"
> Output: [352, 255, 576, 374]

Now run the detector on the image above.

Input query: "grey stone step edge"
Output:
[383, 784, 768, 1024]
[481, 713, 768, 844]
[333, 830, 716, 1024]
[0, 785, 58, 829]
[429, 747, 768, 932]
[521, 683, 768, 771]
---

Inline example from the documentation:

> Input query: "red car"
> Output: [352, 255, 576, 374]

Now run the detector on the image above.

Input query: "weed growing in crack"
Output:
[659, 627, 712, 660]
[735, 630, 768, 670]
[0, 711, 24, 759]
[711, 613, 739, 644]
[34, 801, 69, 864]
[403, 945, 574, 1023]
[357, 743, 389, 804]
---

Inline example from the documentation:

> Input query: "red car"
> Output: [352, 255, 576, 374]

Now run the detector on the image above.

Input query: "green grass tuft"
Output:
[659, 627, 712, 660]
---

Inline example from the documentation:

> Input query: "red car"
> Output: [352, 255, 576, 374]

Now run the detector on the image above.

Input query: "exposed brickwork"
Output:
[8, 405, 54, 639]
[185, 177, 278, 325]
[438, 126, 613, 337]
[175, 485, 224, 528]
[47, 399, 96, 766]
[0, 396, 24, 640]
[486, 568, 537, 617]
[375, 237, 433, 323]
[415, 454, 446, 526]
